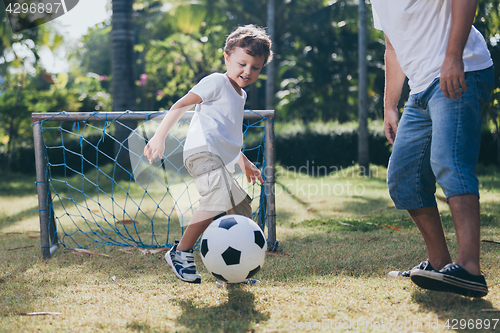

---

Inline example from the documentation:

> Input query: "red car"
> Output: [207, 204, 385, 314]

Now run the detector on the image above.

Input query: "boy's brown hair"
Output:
[224, 25, 273, 65]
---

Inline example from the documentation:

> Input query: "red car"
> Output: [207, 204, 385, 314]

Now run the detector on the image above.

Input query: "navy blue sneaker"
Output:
[410, 263, 488, 298]
[165, 243, 201, 284]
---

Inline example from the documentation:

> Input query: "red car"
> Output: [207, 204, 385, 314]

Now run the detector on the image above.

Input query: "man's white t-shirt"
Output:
[371, 0, 493, 94]
[183, 73, 246, 173]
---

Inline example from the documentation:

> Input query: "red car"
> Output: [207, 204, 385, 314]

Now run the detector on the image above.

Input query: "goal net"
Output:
[32, 111, 276, 258]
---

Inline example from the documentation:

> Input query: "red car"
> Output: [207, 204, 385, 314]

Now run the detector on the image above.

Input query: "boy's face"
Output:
[224, 47, 265, 90]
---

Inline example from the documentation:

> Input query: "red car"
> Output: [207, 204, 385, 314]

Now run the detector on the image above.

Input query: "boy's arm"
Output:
[383, 35, 406, 145]
[144, 92, 202, 164]
[237, 152, 264, 184]
[440, 0, 478, 100]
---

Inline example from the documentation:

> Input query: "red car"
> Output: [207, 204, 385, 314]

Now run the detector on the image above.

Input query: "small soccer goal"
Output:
[32, 110, 276, 258]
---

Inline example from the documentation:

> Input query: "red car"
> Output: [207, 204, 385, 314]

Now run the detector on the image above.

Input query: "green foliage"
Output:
[133, 3, 229, 110]
[0, 6, 111, 171]
[2, 0, 500, 172]
[275, 1, 383, 122]
[272, 120, 500, 174]
[77, 25, 112, 81]
[274, 120, 391, 172]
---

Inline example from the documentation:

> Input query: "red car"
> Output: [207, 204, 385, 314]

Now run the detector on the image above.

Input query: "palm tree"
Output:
[266, 0, 275, 112]
[112, 0, 137, 179]
[358, 0, 369, 175]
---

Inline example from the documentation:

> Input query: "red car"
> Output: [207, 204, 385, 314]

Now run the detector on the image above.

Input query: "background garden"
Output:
[1, 1, 500, 332]
[1, 0, 500, 174]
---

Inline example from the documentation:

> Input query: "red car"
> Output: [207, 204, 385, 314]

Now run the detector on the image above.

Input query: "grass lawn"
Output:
[1, 165, 500, 332]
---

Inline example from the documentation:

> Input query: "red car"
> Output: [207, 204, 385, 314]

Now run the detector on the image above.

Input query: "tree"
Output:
[0, 4, 67, 171]
[112, 0, 137, 178]
[266, 0, 275, 112]
[476, 0, 500, 165]
[358, 0, 369, 173]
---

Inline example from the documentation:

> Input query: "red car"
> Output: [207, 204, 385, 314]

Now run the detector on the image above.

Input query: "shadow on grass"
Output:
[0, 205, 40, 229]
[0, 172, 37, 196]
[411, 289, 498, 323]
[0, 173, 40, 231]
[175, 284, 270, 333]
[339, 195, 393, 216]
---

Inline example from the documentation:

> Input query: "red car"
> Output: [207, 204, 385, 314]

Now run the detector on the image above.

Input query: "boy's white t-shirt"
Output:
[183, 73, 247, 173]
[371, 0, 493, 94]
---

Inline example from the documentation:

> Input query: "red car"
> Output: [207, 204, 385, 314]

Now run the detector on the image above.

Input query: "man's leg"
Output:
[426, 69, 493, 276]
[408, 206, 452, 270]
[448, 194, 481, 275]
[410, 194, 487, 297]
[386, 90, 443, 277]
[408, 69, 492, 297]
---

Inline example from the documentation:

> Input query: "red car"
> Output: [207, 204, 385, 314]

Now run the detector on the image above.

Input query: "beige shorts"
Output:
[184, 152, 252, 218]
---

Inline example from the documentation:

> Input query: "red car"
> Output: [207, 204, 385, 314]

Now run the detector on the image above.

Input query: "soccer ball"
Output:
[200, 215, 267, 283]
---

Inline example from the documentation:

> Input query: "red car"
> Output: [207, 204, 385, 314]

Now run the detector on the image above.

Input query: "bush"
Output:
[0, 134, 115, 176]
[274, 121, 499, 175]
[2, 122, 499, 175]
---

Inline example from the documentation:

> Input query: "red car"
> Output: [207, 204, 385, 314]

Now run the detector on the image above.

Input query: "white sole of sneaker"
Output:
[388, 271, 404, 278]
[410, 270, 487, 297]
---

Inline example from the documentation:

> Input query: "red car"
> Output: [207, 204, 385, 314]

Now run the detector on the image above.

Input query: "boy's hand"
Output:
[144, 135, 165, 164]
[242, 159, 264, 184]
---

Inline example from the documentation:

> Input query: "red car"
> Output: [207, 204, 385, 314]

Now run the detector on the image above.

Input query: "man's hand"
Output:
[440, 0, 478, 100]
[383, 35, 405, 145]
[384, 107, 399, 145]
[440, 55, 466, 100]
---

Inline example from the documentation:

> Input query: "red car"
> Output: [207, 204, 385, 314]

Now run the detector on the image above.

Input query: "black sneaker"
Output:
[410, 263, 488, 298]
[388, 259, 434, 278]
[165, 243, 201, 284]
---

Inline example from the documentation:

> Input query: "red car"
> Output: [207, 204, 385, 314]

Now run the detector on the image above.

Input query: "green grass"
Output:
[1, 166, 500, 332]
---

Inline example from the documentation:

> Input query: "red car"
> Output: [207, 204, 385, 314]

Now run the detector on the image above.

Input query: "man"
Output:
[372, 0, 494, 297]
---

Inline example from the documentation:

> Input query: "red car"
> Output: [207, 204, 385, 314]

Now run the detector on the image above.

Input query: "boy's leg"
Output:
[166, 210, 222, 284]
[177, 211, 222, 251]
[226, 194, 252, 219]
[226, 178, 253, 219]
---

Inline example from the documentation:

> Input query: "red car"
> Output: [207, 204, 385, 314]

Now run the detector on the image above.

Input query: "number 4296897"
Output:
[445, 319, 498, 330]
[5, 2, 62, 14]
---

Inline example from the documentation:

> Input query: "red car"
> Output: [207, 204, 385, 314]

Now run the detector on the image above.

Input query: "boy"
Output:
[143, 25, 273, 283]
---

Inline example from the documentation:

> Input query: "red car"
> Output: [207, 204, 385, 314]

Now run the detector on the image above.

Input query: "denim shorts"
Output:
[387, 66, 494, 210]
[184, 152, 252, 217]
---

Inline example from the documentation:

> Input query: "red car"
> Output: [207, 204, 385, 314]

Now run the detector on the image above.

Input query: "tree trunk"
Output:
[357, 0, 370, 176]
[265, 0, 275, 112]
[5, 77, 23, 172]
[112, 0, 137, 180]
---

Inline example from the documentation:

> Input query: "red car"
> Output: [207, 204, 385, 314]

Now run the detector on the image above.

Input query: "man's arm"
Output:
[384, 35, 406, 145]
[440, 0, 478, 100]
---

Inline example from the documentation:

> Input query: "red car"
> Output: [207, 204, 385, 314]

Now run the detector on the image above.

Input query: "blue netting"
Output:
[34, 111, 272, 250]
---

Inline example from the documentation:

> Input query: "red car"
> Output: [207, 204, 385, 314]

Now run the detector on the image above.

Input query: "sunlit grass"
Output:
[1, 166, 499, 332]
